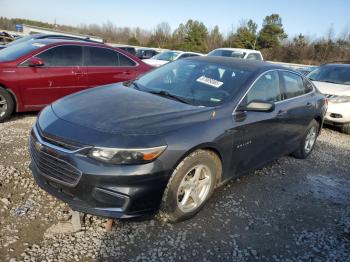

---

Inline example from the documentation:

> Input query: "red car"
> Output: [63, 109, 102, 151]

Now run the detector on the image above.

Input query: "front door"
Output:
[18, 45, 87, 108]
[230, 70, 285, 174]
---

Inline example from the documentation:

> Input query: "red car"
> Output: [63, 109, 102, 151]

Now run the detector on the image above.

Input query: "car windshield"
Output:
[0, 41, 45, 62]
[152, 51, 180, 61]
[208, 50, 246, 59]
[308, 65, 350, 85]
[133, 59, 252, 107]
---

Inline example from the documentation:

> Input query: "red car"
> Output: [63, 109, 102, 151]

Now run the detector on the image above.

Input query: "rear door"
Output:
[276, 70, 315, 150]
[231, 70, 285, 174]
[85, 46, 139, 87]
[18, 45, 87, 107]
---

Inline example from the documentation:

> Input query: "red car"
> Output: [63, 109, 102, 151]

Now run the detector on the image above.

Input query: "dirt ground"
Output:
[0, 113, 349, 261]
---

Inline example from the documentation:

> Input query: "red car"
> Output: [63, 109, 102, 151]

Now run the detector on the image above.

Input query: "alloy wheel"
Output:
[304, 126, 317, 154]
[177, 164, 212, 213]
[0, 94, 8, 118]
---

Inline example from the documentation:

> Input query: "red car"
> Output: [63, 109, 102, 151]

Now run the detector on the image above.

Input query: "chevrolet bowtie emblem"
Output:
[35, 141, 43, 151]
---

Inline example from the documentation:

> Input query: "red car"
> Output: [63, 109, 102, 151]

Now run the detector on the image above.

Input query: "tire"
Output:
[340, 123, 350, 135]
[0, 87, 14, 123]
[161, 150, 222, 222]
[291, 119, 320, 159]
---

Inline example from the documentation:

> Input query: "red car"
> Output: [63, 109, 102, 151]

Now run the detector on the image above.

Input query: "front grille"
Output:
[30, 132, 82, 187]
[36, 123, 83, 151]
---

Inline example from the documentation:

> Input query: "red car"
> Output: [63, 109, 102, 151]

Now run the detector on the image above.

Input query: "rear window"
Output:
[0, 41, 45, 62]
[208, 50, 245, 59]
[246, 53, 262, 61]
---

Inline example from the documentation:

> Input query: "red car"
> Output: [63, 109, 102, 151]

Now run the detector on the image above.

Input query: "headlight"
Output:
[329, 95, 350, 103]
[88, 146, 167, 164]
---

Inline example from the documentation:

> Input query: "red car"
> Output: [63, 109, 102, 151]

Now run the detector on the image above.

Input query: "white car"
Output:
[207, 48, 263, 61]
[143, 51, 203, 67]
[308, 63, 350, 134]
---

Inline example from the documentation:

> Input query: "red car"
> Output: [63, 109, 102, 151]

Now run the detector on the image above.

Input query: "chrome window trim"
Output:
[18, 44, 84, 67]
[19, 44, 139, 68]
[86, 45, 139, 67]
[32, 125, 91, 154]
[232, 68, 315, 114]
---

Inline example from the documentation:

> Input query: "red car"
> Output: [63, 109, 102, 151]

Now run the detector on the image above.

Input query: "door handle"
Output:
[306, 102, 313, 108]
[277, 110, 287, 117]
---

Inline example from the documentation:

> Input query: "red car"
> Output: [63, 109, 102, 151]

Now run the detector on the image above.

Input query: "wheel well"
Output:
[0, 84, 17, 112]
[202, 147, 223, 187]
[314, 116, 322, 133]
[171, 146, 223, 187]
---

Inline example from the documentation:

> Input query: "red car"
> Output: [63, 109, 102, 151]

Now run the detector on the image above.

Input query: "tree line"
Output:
[0, 15, 349, 65]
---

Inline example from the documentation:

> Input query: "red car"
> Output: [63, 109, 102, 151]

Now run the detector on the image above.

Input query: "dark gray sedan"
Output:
[29, 57, 327, 222]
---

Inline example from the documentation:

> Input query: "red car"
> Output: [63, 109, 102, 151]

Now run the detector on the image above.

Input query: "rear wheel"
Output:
[291, 119, 319, 159]
[0, 87, 14, 123]
[161, 150, 222, 222]
[340, 123, 350, 135]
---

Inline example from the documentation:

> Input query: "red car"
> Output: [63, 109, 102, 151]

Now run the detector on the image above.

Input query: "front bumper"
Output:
[29, 126, 171, 219]
[324, 102, 350, 125]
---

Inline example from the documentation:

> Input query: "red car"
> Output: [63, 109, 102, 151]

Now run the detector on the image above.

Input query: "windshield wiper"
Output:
[123, 80, 143, 90]
[147, 90, 191, 105]
[320, 80, 344, 85]
[131, 81, 142, 90]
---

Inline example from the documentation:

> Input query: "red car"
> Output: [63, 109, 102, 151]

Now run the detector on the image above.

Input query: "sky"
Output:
[1, 0, 350, 38]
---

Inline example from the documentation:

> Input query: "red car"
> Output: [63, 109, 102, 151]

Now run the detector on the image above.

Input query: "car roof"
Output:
[182, 51, 203, 55]
[211, 48, 261, 54]
[187, 56, 288, 71]
[321, 63, 350, 67]
[28, 38, 106, 46]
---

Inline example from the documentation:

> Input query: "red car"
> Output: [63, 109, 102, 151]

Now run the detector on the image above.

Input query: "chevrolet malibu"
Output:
[30, 57, 327, 222]
[0, 39, 152, 122]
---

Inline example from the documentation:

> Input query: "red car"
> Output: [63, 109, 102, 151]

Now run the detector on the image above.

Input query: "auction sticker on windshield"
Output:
[196, 76, 223, 88]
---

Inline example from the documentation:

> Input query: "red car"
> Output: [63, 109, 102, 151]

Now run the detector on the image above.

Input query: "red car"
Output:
[0, 39, 152, 122]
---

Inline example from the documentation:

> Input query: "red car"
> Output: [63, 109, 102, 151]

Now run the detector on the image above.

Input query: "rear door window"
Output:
[36, 45, 83, 66]
[281, 71, 307, 99]
[118, 53, 136, 66]
[86, 47, 119, 66]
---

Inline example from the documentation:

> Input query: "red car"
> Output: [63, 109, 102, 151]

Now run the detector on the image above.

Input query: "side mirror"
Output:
[28, 57, 44, 67]
[241, 100, 275, 112]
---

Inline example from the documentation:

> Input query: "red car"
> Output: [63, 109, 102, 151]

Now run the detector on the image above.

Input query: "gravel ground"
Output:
[0, 113, 349, 261]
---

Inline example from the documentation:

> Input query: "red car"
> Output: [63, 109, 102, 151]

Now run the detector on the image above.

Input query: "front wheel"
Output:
[0, 87, 14, 123]
[160, 150, 222, 222]
[291, 119, 319, 159]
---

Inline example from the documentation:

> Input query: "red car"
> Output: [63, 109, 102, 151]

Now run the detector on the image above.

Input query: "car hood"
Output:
[312, 81, 350, 96]
[143, 59, 169, 67]
[51, 84, 213, 136]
